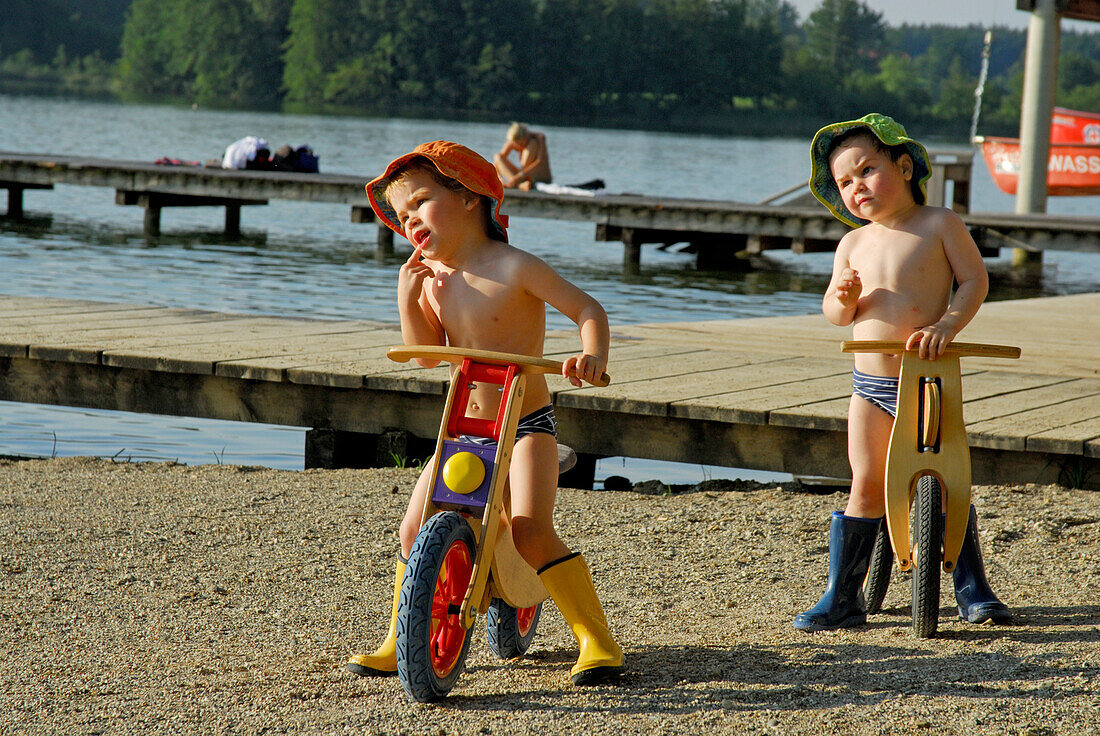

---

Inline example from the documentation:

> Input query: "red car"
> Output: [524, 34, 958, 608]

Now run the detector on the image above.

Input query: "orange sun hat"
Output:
[366, 140, 509, 242]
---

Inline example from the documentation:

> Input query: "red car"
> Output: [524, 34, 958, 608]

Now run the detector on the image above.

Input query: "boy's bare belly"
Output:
[851, 289, 949, 376]
[463, 375, 552, 423]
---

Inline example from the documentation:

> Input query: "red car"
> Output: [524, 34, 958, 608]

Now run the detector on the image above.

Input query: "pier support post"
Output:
[225, 204, 242, 236]
[3, 183, 53, 219]
[622, 228, 642, 274]
[1015, 0, 1061, 266]
[351, 205, 395, 259]
[143, 204, 162, 236]
[6, 187, 23, 219]
[376, 226, 394, 260]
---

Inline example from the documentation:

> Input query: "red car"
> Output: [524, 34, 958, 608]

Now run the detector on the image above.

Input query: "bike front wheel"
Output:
[397, 511, 476, 701]
[911, 475, 943, 638]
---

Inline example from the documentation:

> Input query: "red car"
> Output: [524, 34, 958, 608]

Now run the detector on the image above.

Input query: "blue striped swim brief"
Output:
[460, 404, 558, 446]
[852, 369, 900, 418]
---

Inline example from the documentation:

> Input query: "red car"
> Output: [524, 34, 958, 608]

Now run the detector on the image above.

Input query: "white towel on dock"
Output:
[222, 136, 269, 170]
[535, 182, 606, 196]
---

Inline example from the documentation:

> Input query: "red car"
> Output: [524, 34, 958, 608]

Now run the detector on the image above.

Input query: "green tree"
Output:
[932, 57, 977, 122]
[118, 0, 187, 99]
[803, 0, 886, 79]
[120, 0, 283, 107]
[282, 0, 361, 104]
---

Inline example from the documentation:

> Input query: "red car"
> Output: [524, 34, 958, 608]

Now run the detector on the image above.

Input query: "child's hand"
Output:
[398, 246, 433, 306]
[835, 268, 862, 307]
[906, 322, 957, 359]
[562, 353, 606, 388]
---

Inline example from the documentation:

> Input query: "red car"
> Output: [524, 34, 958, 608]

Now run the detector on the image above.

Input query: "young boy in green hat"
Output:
[794, 113, 1011, 631]
[346, 140, 623, 684]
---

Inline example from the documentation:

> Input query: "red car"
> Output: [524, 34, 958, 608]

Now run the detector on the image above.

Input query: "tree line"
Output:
[2, 0, 1098, 137]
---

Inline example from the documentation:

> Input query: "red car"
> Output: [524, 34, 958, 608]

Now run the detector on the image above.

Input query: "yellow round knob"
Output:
[442, 452, 485, 494]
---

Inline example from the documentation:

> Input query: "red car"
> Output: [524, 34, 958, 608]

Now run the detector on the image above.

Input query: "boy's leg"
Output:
[845, 395, 894, 519]
[346, 460, 434, 677]
[507, 432, 570, 569]
[793, 396, 890, 631]
[953, 504, 1011, 623]
[510, 432, 624, 684]
[346, 554, 406, 676]
[398, 458, 436, 558]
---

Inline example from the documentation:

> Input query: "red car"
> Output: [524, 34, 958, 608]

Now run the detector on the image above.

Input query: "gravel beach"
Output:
[1, 457, 1097, 735]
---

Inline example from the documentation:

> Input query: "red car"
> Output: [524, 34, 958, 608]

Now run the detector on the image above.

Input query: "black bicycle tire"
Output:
[912, 475, 942, 638]
[486, 599, 542, 659]
[396, 511, 476, 702]
[863, 518, 893, 615]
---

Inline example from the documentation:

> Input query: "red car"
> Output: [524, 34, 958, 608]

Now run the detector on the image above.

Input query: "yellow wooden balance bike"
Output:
[843, 340, 1020, 638]
[385, 345, 608, 701]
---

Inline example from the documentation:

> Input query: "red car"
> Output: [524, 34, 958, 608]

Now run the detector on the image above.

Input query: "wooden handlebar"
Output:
[387, 345, 611, 387]
[841, 340, 1021, 359]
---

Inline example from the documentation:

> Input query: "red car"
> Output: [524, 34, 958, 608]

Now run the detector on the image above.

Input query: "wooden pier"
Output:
[3, 152, 1100, 271]
[1, 293, 1096, 489]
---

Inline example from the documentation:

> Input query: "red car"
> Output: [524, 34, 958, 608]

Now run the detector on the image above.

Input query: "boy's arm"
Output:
[906, 210, 989, 358]
[519, 254, 610, 387]
[822, 234, 862, 326]
[398, 246, 446, 367]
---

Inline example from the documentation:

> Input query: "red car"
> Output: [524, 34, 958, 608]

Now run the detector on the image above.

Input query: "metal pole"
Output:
[1014, 0, 1060, 266]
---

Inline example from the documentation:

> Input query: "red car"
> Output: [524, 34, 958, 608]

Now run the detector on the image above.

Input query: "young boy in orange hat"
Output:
[346, 140, 623, 685]
[794, 114, 1010, 631]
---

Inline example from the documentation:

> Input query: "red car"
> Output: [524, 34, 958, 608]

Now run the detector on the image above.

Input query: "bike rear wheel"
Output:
[863, 518, 893, 615]
[487, 599, 541, 659]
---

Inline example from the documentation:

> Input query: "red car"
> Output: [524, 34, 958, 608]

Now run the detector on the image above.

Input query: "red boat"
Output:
[975, 107, 1100, 196]
[1051, 107, 1100, 144]
[976, 136, 1100, 196]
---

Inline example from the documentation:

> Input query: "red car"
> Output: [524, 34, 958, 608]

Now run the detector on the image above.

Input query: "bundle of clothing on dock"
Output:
[220, 136, 319, 173]
[154, 136, 319, 173]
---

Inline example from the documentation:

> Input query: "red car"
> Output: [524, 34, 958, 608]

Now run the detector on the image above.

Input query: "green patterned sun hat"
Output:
[808, 113, 932, 228]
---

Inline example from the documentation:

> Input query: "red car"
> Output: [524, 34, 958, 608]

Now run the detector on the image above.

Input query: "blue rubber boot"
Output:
[793, 512, 881, 631]
[953, 505, 1011, 624]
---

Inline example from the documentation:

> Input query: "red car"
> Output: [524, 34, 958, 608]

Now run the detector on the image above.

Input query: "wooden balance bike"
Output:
[843, 340, 1020, 638]
[385, 345, 609, 702]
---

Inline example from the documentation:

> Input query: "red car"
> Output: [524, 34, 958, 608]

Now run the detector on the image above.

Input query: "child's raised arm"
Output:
[823, 234, 862, 326]
[905, 210, 989, 358]
[520, 253, 609, 387]
[398, 246, 446, 367]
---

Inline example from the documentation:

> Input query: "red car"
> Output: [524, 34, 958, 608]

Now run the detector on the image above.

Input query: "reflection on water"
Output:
[1, 94, 1097, 479]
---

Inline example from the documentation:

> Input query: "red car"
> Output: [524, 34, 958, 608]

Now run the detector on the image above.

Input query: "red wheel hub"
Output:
[516, 604, 538, 637]
[429, 540, 473, 677]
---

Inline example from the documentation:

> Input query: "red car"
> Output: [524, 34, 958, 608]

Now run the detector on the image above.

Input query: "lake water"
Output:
[1, 94, 1097, 484]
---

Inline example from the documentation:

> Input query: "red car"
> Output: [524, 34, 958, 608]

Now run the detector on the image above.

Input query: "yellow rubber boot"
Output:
[539, 553, 624, 685]
[346, 557, 405, 677]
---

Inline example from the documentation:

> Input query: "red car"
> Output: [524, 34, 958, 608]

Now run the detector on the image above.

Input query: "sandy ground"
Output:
[1, 457, 1097, 735]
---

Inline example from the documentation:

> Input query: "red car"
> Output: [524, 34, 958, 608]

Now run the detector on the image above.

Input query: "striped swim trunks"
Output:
[852, 369, 900, 418]
[460, 404, 558, 446]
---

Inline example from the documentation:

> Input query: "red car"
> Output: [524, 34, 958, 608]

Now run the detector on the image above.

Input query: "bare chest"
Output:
[848, 236, 952, 293]
[427, 272, 545, 350]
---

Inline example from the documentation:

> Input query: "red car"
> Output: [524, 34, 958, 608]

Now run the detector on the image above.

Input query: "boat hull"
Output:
[977, 136, 1100, 196]
[1051, 107, 1100, 144]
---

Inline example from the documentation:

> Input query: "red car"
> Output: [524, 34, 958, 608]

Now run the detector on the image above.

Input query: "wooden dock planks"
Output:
[0, 292, 1097, 487]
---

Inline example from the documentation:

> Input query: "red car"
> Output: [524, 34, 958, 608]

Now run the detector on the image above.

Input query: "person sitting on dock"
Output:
[493, 122, 552, 190]
[346, 140, 623, 685]
[793, 113, 1010, 632]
